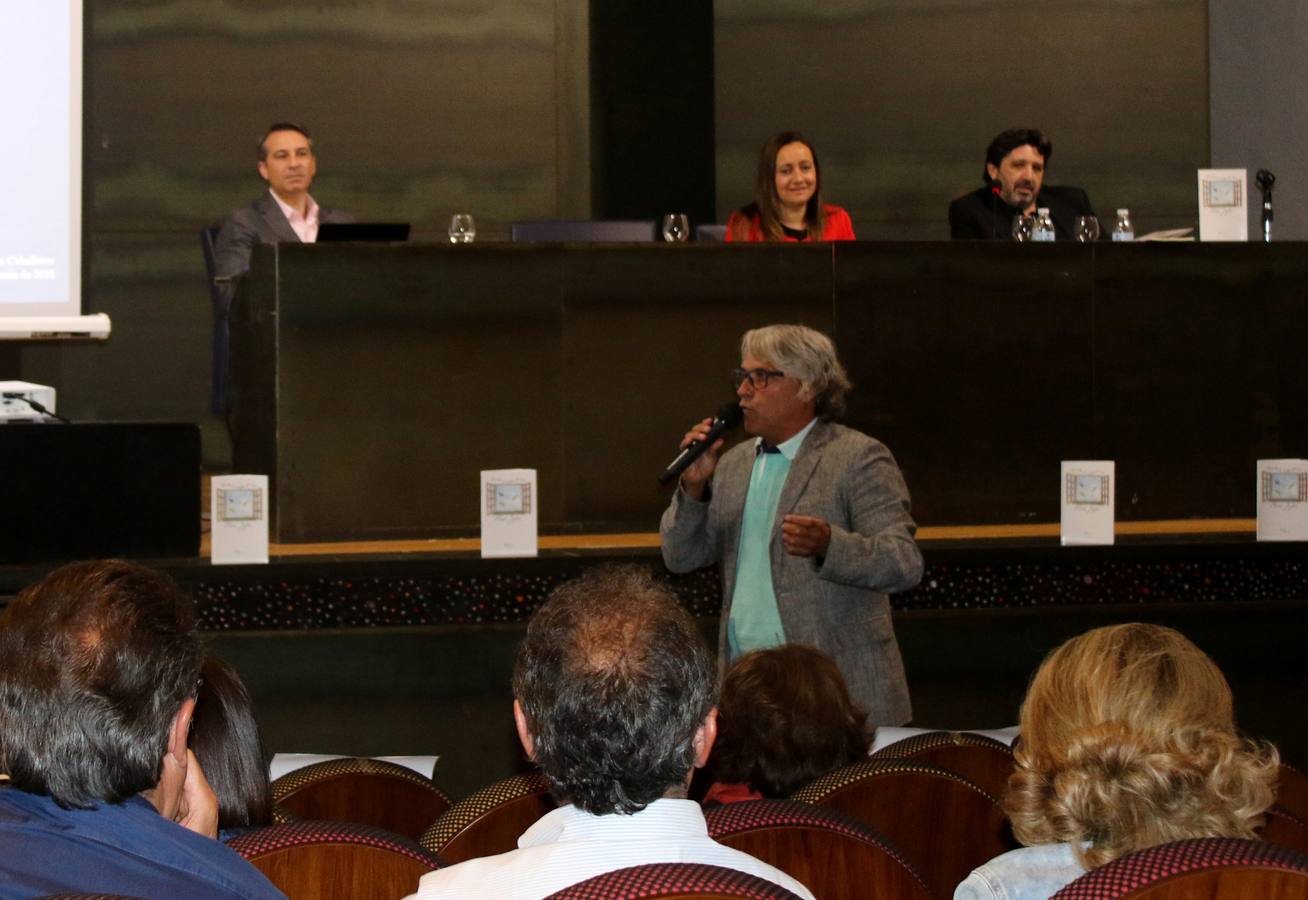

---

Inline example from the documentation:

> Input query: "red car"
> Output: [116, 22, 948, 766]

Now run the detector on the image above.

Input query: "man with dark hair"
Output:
[948, 127, 1095, 240]
[406, 566, 813, 899]
[209, 123, 354, 409]
[213, 122, 355, 280]
[0, 560, 284, 898]
[661, 324, 923, 727]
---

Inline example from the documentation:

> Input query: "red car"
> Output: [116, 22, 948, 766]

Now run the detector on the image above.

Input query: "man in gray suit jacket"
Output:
[210, 123, 353, 408]
[660, 324, 923, 725]
[213, 122, 355, 291]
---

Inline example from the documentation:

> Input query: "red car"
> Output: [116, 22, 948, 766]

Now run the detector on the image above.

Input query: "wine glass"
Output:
[661, 213, 690, 243]
[1011, 214, 1034, 242]
[449, 214, 476, 244]
[1075, 216, 1101, 243]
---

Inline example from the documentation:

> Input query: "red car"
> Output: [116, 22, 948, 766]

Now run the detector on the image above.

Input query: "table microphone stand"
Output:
[1256, 169, 1276, 243]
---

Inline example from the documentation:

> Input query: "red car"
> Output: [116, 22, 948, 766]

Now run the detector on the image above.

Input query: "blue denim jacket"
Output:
[954, 843, 1087, 900]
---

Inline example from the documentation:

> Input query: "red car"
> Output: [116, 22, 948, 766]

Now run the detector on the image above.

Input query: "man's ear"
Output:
[168, 696, 195, 764]
[513, 699, 535, 760]
[692, 706, 718, 770]
[257, 160, 270, 183]
[985, 162, 999, 184]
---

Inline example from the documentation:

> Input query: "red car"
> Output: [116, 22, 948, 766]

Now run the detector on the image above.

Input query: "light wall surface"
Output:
[1209, 0, 1308, 240]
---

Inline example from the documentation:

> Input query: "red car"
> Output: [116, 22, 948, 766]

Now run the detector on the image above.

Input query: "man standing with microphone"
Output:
[660, 324, 923, 726]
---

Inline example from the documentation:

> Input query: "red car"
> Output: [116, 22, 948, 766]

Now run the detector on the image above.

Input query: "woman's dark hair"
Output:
[189, 656, 273, 830]
[736, 130, 826, 241]
[710, 644, 869, 797]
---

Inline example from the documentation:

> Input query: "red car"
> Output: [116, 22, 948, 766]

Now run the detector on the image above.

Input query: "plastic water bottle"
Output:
[1112, 209, 1134, 242]
[1032, 208, 1056, 242]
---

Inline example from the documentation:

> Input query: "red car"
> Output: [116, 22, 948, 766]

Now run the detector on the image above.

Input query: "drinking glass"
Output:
[1011, 214, 1034, 242]
[1075, 216, 1101, 242]
[449, 214, 476, 244]
[661, 213, 690, 243]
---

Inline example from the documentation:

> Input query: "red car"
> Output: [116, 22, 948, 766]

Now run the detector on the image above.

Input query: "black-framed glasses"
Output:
[731, 367, 785, 390]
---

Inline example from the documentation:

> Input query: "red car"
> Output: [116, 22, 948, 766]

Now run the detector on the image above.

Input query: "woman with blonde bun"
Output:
[955, 623, 1278, 900]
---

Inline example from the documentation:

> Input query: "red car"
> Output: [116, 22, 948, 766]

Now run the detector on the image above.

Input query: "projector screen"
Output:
[0, 0, 82, 319]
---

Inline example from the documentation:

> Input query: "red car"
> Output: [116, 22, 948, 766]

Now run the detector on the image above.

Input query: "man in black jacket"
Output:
[948, 128, 1094, 240]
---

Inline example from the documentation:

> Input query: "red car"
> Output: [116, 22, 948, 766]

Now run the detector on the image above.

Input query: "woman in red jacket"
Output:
[726, 131, 856, 242]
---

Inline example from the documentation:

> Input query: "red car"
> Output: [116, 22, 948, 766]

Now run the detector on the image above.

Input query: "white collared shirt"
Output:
[269, 189, 320, 243]
[405, 798, 814, 899]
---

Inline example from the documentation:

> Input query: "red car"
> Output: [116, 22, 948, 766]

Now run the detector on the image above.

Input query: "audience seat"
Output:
[542, 862, 807, 899]
[871, 730, 1016, 801]
[226, 821, 444, 900]
[790, 758, 1015, 900]
[419, 770, 557, 864]
[1279, 765, 1308, 823]
[704, 798, 932, 900]
[271, 757, 451, 841]
[1263, 804, 1308, 856]
[1050, 836, 1308, 899]
[510, 220, 656, 242]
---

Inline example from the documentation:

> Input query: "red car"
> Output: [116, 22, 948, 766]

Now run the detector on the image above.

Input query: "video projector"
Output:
[0, 381, 58, 422]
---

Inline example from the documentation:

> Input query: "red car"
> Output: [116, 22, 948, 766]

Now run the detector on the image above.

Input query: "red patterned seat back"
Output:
[542, 862, 807, 899]
[418, 770, 558, 864]
[226, 820, 444, 900]
[1051, 837, 1308, 899]
[790, 758, 1016, 900]
[705, 799, 932, 900]
[1279, 766, 1308, 823]
[1263, 805, 1308, 856]
[872, 730, 1016, 802]
[270, 757, 450, 841]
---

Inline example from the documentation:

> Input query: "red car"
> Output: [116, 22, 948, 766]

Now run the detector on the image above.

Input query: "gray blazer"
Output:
[212, 192, 355, 309]
[660, 420, 923, 725]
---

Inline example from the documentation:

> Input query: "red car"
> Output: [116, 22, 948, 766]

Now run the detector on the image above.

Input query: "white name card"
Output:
[210, 474, 270, 565]
[1257, 459, 1308, 542]
[481, 468, 538, 558]
[1198, 168, 1248, 241]
[1060, 461, 1115, 546]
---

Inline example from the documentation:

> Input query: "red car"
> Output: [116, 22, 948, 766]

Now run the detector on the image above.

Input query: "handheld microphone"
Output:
[658, 401, 744, 485]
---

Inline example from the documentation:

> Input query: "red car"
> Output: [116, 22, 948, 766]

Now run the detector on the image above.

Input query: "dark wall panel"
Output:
[715, 1, 1209, 239]
[19, 1, 587, 470]
[560, 245, 832, 525]
[836, 243, 1096, 524]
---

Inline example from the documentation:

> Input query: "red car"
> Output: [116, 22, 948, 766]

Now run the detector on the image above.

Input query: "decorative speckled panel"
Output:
[172, 542, 1308, 631]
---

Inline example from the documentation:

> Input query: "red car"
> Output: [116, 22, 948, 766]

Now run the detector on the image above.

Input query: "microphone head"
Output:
[1256, 169, 1276, 190]
[715, 401, 744, 428]
[990, 184, 1002, 196]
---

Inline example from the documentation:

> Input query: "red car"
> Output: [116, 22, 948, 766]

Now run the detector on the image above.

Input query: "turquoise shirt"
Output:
[726, 418, 817, 660]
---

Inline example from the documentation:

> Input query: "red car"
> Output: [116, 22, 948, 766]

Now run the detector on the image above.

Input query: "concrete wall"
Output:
[1209, 0, 1308, 240]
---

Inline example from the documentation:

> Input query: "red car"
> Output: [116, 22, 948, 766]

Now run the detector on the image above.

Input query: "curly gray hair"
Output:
[740, 324, 851, 420]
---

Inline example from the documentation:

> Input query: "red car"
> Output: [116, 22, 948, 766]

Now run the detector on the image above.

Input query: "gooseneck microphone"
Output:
[1256, 169, 1276, 243]
[658, 401, 744, 485]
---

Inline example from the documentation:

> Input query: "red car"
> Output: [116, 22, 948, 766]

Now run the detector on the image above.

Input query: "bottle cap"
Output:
[1117, 208, 1129, 215]
[1038, 208, 1050, 215]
